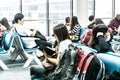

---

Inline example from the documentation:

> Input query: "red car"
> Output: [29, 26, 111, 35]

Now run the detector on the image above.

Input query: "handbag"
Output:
[70, 34, 79, 42]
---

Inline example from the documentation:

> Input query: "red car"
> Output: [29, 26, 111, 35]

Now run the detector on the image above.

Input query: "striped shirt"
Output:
[71, 24, 81, 36]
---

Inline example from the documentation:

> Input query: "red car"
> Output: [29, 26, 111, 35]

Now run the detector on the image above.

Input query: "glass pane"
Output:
[24, 21, 47, 36]
[49, 0, 70, 36]
[49, 0, 70, 19]
[88, 0, 94, 15]
[115, 0, 120, 15]
[102, 19, 112, 25]
[22, 0, 47, 20]
[73, 0, 77, 16]
[0, 0, 20, 21]
[95, 0, 112, 18]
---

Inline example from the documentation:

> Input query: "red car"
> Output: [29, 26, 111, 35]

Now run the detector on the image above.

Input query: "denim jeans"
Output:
[30, 65, 45, 80]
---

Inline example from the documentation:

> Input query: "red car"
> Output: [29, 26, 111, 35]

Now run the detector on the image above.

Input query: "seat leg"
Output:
[0, 59, 9, 70]
[23, 53, 34, 68]
[9, 49, 19, 60]
[19, 50, 28, 60]
[33, 53, 42, 66]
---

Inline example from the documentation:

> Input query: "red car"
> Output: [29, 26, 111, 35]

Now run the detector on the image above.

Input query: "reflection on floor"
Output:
[0, 53, 38, 80]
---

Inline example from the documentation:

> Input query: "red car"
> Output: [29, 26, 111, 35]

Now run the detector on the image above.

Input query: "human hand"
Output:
[43, 51, 48, 59]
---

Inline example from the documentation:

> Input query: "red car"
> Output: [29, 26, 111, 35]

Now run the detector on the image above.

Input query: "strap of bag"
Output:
[74, 53, 96, 80]
[73, 53, 87, 80]
[80, 55, 95, 80]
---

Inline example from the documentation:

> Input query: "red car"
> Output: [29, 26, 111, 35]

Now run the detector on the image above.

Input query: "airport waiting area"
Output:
[1, 25, 120, 80]
[1, 0, 120, 80]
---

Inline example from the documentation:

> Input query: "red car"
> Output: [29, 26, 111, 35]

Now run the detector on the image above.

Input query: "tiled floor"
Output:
[0, 53, 38, 80]
[0, 64, 30, 80]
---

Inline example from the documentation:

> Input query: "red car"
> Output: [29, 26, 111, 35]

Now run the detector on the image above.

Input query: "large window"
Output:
[115, 0, 120, 16]
[2, 0, 117, 36]
[95, 0, 112, 18]
[22, 0, 47, 35]
[88, 0, 94, 15]
[22, 0, 47, 20]
[49, 0, 71, 35]
[95, 0, 112, 25]
[0, 0, 20, 23]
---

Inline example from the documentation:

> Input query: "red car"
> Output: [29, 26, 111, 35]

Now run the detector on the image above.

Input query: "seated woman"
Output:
[0, 20, 7, 46]
[69, 16, 81, 42]
[89, 24, 114, 53]
[30, 23, 72, 80]
[80, 18, 104, 46]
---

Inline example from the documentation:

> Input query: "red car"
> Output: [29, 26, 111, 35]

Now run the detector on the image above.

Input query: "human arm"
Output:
[0, 25, 7, 31]
[108, 19, 117, 32]
[30, 29, 37, 37]
[47, 53, 59, 65]
[43, 51, 59, 65]
[71, 24, 80, 35]
[97, 32, 111, 52]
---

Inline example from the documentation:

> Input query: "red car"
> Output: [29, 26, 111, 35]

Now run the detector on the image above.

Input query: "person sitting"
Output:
[30, 23, 72, 80]
[108, 14, 120, 33]
[80, 18, 104, 46]
[69, 16, 81, 42]
[0, 20, 6, 46]
[89, 24, 114, 53]
[1, 17, 11, 30]
[11, 13, 50, 49]
[65, 16, 71, 31]
[87, 15, 95, 29]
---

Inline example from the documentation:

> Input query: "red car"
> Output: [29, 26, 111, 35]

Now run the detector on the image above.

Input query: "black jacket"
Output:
[91, 35, 113, 53]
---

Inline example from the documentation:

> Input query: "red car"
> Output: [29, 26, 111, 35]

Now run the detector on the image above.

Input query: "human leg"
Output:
[30, 65, 46, 80]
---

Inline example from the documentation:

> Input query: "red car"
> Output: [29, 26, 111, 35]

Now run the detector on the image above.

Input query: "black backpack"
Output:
[47, 44, 105, 80]
[73, 52, 105, 80]
[47, 44, 80, 80]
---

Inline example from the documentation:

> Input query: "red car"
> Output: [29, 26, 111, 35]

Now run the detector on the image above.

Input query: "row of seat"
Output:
[1, 29, 120, 75]
[73, 41, 120, 74]
[0, 30, 42, 70]
[74, 26, 120, 74]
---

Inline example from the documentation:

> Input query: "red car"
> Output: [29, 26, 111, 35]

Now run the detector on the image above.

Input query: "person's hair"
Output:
[90, 24, 108, 45]
[53, 23, 70, 42]
[89, 15, 95, 21]
[12, 20, 16, 24]
[116, 14, 120, 22]
[95, 18, 104, 25]
[1, 17, 10, 30]
[65, 17, 70, 24]
[14, 13, 24, 23]
[71, 16, 80, 29]
[116, 14, 120, 18]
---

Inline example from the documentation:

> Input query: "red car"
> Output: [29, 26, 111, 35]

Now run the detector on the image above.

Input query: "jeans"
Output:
[30, 65, 46, 80]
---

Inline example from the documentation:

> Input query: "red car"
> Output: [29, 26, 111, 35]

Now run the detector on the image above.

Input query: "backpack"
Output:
[73, 52, 105, 80]
[80, 29, 92, 45]
[47, 44, 82, 80]
[47, 44, 105, 80]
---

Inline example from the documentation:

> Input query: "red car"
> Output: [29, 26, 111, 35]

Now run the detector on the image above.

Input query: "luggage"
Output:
[47, 44, 105, 80]
[73, 52, 105, 80]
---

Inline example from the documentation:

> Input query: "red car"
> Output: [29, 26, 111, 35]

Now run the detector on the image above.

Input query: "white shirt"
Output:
[13, 24, 32, 36]
[59, 39, 72, 53]
[12, 24, 37, 48]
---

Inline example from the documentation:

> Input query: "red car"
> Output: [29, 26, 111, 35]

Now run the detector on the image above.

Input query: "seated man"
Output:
[11, 13, 51, 48]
